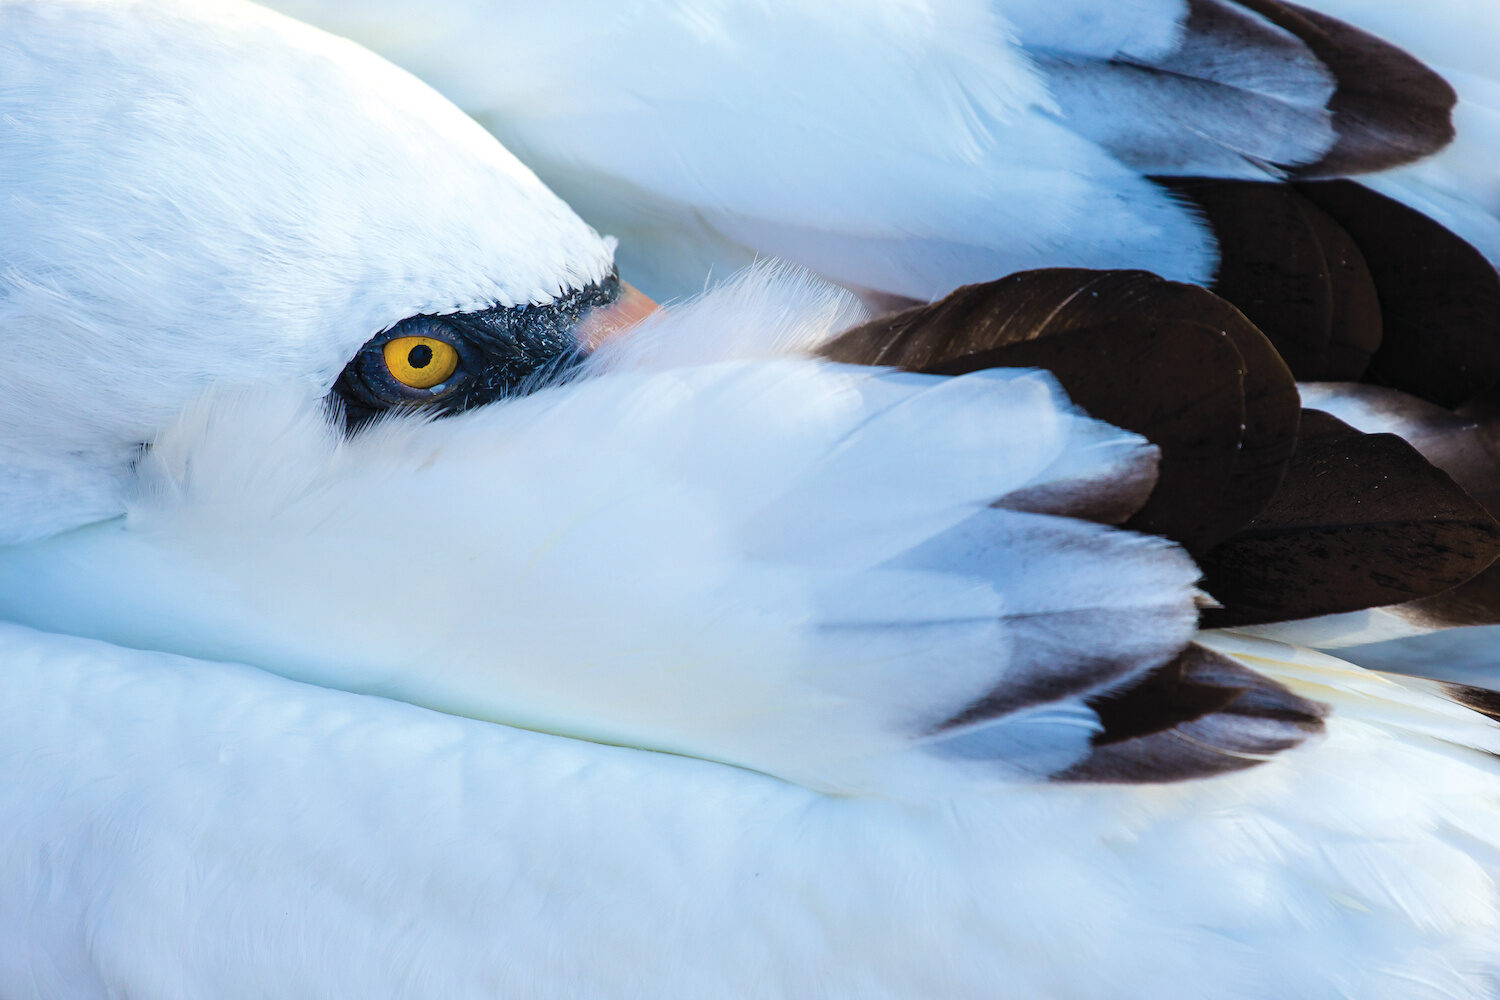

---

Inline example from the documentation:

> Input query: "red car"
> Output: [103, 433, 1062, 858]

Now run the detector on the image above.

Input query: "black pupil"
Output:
[408, 344, 434, 369]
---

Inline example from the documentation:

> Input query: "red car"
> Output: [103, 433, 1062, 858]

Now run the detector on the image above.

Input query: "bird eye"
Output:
[383, 335, 459, 389]
[330, 281, 610, 431]
[330, 318, 476, 428]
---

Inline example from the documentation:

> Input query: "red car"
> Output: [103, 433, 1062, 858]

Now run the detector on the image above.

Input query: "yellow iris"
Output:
[383, 336, 459, 390]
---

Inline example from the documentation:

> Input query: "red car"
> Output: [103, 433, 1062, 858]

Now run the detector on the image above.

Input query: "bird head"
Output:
[0, 0, 650, 542]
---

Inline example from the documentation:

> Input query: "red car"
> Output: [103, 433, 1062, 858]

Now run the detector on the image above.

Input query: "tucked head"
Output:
[0, 0, 647, 541]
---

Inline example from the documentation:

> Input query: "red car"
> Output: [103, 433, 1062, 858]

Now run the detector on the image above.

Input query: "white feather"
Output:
[586, 259, 871, 370]
[268, 0, 1500, 296]
[1001, 0, 1188, 60]
[7, 621, 1500, 998]
[270, 0, 1222, 301]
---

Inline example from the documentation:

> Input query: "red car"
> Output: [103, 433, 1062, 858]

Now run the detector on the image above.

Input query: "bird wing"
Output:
[0, 269, 1220, 797]
[1305, 0, 1500, 263]
[19, 262, 1500, 790]
[811, 266, 1500, 694]
[266, 0, 1212, 298]
[268, 0, 1469, 302]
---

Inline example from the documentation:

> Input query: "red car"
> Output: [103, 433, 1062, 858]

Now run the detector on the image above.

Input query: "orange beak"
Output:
[577, 282, 658, 350]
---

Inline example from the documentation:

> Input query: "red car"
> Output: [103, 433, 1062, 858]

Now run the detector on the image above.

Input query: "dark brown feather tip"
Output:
[1443, 682, 1500, 724]
[1200, 410, 1500, 626]
[932, 605, 1204, 733]
[1160, 179, 1500, 406]
[1054, 644, 1328, 784]
[991, 452, 1158, 526]
[931, 321, 1248, 549]
[820, 269, 1300, 552]
[1233, 0, 1455, 176]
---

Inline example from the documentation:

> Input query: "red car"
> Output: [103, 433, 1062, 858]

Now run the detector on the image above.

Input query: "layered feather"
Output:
[1244, 384, 1500, 680]
[268, 0, 1474, 305]
[0, 275, 1206, 796]
[813, 269, 1500, 680]
[1301, 0, 1500, 263]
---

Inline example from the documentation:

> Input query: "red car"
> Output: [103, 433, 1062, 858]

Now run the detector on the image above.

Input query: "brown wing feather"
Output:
[1200, 410, 1500, 626]
[821, 270, 1300, 552]
[1163, 178, 1383, 381]
[1297, 181, 1500, 407]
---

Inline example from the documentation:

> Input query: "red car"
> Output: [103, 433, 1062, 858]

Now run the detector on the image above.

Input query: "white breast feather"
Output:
[5, 619, 1500, 997]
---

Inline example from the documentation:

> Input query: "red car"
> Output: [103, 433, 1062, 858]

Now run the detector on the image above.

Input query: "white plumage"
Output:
[5, 1, 1500, 998]
[269, 0, 1221, 299]
[7, 612, 1500, 999]
[7, 613, 1499, 1000]
[268, 0, 1500, 300]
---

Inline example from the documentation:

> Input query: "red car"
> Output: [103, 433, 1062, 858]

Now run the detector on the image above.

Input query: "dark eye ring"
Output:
[331, 317, 474, 424]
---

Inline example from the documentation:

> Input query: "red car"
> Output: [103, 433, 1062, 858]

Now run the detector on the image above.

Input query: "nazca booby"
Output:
[267, 0, 1500, 675]
[6, 1, 1500, 997]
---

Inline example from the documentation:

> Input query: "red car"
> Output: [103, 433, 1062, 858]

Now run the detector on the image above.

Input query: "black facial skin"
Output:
[331, 272, 622, 429]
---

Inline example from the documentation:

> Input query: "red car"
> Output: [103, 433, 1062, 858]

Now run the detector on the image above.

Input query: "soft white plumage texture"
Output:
[8, 619, 1500, 998]
[1245, 606, 1500, 688]
[0, 0, 614, 542]
[270, 0, 1222, 301]
[268, 0, 1500, 304]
